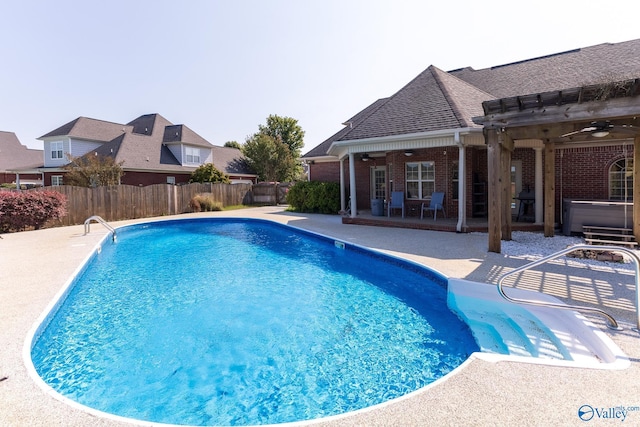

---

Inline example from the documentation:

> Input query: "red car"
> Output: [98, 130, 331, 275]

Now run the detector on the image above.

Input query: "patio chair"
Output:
[387, 191, 405, 218]
[421, 192, 446, 220]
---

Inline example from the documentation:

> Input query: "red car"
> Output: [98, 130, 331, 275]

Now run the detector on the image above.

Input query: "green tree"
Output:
[62, 154, 124, 187]
[258, 115, 305, 157]
[243, 115, 305, 182]
[189, 163, 231, 183]
[223, 141, 242, 149]
[243, 133, 296, 182]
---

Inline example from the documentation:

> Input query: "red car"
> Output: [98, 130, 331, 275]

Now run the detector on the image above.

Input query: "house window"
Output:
[51, 175, 63, 186]
[167, 176, 176, 185]
[406, 161, 435, 199]
[609, 158, 633, 200]
[185, 147, 200, 164]
[51, 141, 63, 159]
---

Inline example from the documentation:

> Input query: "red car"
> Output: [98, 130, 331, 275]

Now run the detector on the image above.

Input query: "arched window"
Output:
[609, 158, 633, 200]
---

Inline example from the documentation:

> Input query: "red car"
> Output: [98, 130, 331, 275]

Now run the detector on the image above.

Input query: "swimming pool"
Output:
[29, 218, 478, 426]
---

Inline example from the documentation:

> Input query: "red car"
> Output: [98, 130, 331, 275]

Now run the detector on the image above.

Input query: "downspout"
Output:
[456, 132, 466, 232]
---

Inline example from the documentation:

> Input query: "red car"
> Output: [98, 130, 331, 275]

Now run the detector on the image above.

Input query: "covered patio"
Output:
[474, 78, 640, 252]
[341, 208, 543, 233]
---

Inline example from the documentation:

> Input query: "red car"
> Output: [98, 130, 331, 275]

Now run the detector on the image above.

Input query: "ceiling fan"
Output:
[561, 121, 639, 138]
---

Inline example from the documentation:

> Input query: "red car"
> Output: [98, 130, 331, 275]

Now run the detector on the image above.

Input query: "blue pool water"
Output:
[30, 218, 479, 426]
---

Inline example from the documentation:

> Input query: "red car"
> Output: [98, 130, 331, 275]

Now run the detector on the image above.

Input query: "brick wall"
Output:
[307, 144, 632, 220]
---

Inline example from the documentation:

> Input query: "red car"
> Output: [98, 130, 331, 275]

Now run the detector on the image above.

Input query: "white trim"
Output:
[303, 155, 338, 162]
[328, 127, 483, 159]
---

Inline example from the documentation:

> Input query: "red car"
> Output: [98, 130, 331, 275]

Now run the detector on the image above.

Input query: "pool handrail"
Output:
[84, 215, 117, 242]
[497, 244, 640, 332]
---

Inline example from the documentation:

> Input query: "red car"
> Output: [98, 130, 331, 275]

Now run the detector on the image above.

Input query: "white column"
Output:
[534, 147, 543, 224]
[349, 153, 357, 217]
[15, 173, 21, 190]
[339, 158, 345, 212]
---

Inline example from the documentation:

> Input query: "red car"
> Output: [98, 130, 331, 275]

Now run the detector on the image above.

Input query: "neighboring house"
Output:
[36, 113, 257, 186]
[302, 39, 640, 233]
[0, 131, 43, 187]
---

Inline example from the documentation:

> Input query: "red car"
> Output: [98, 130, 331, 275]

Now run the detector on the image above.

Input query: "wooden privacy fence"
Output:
[252, 182, 292, 205]
[34, 183, 255, 226]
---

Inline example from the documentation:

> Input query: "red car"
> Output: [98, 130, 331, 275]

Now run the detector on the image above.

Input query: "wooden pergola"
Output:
[473, 78, 640, 253]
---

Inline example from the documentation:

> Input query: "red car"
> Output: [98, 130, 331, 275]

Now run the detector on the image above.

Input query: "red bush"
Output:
[0, 191, 67, 232]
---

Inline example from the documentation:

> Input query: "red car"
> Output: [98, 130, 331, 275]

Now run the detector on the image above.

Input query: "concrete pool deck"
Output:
[1, 206, 639, 426]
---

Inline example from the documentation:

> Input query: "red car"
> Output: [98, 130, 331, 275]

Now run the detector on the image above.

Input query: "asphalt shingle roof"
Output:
[39, 114, 254, 177]
[211, 146, 254, 176]
[304, 38, 640, 158]
[0, 131, 43, 170]
[39, 117, 128, 141]
[303, 97, 388, 157]
[449, 39, 640, 98]
[334, 66, 493, 142]
[89, 114, 250, 175]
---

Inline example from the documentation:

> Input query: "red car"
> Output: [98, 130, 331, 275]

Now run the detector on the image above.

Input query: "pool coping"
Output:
[2, 206, 640, 426]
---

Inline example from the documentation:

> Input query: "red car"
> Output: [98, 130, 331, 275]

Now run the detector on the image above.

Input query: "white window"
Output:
[51, 175, 63, 186]
[405, 161, 435, 199]
[167, 176, 176, 185]
[51, 141, 63, 159]
[185, 147, 200, 164]
[609, 158, 633, 200]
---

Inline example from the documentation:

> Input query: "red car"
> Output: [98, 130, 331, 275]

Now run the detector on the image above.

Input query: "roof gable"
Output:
[431, 67, 495, 128]
[337, 66, 491, 141]
[39, 117, 128, 141]
[303, 97, 388, 158]
[0, 131, 43, 170]
[306, 38, 640, 157]
[163, 124, 212, 148]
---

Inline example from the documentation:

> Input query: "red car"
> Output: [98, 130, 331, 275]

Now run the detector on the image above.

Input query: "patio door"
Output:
[371, 166, 386, 201]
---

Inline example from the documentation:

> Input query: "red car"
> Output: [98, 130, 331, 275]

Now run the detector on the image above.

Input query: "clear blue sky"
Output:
[2, 0, 639, 151]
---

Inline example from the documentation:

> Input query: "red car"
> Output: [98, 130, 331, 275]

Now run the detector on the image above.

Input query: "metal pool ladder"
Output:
[84, 215, 117, 242]
[497, 244, 640, 332]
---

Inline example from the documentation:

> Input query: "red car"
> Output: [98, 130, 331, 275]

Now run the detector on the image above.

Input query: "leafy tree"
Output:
[258, 115, 305, 157]
[223, 141, 242, 149]
[189, 163, 231, 183]
[62, 154, 124, 187]
[243, 133, 296, 182]
[243, 114, 305, 182]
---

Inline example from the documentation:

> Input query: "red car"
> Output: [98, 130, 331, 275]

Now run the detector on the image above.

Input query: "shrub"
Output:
[286, 181, 340, 214]
[189, 163, 231, 184]
[0, 191, 67, 232]
[189, 194, 223, 212]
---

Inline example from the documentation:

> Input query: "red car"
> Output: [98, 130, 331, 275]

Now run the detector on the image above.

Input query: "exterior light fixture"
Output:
[592, 130, 610, 138]
[404, 150, 414, 157]
[361, 153, 370, 161]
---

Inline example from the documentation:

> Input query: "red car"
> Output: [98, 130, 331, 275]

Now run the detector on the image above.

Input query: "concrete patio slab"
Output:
[1, 206, 639, 426]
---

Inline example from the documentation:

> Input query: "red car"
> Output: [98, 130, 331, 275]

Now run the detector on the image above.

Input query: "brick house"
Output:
[35, 113, 257, 186]
[302, 39, 640, 235]
[0, 131, 43, 187]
